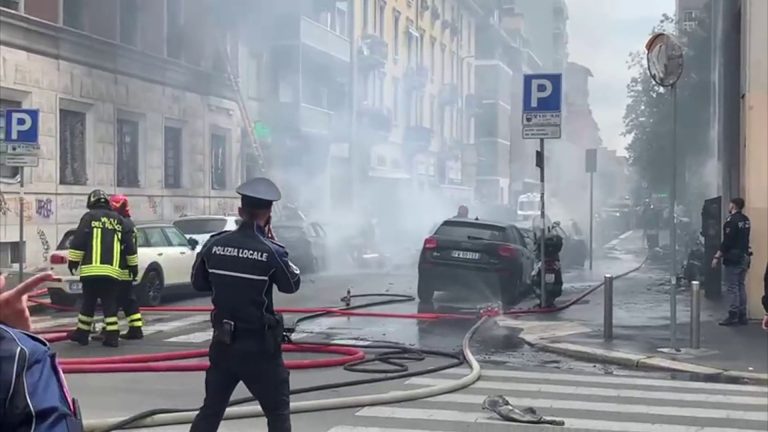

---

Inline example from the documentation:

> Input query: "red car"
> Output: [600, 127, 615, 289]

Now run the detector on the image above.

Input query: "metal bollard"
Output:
[604, 274, 614, 340]
[690, 281, 701, 349]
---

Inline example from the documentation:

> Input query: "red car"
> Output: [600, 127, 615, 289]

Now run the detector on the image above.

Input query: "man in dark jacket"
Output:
[0, 272, 83, 431]
[711, 197, 752, 326]
[762, 262, 768, 331]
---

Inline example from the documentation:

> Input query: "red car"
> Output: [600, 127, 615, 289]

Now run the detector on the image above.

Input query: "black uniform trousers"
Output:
[190, 340, 291, 432]
[76, 277, 119, 333]
[116, 281, 142, 325]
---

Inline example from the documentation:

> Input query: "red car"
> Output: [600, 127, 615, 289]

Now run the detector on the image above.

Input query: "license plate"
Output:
[545, 273, 556, 283]
[68, 281, 82, 293]
[451, 250, 480, 260]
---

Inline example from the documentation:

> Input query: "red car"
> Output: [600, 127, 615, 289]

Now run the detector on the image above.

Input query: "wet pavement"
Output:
[30, 231, 767, 431]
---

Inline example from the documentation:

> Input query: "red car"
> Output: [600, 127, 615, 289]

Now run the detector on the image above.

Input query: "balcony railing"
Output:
[438, 83, 459, 106]
[404, 66, 429, 91]
[271, 102, 333, 135]
[273, 15, 350, 62]
[403, 125, 432, 153]
[358, 105, 392, 134]
[359, 34, 388, 70]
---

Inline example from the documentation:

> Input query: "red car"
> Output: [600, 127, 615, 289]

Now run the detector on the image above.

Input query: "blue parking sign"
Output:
[3, 109, 39, 143]
[523, 74, 562, 112]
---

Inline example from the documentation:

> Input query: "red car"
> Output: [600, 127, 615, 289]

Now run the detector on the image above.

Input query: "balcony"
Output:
[359, 34, 388, 71]
[270, 102, 333, 135]
[464, 94, 482, 116]
[403, 125, 432, 153]
[404, 66, 429, 91]
[273, 15, 350, 63]
[438, 84, 459, 106]
[358, 105, 392, 134]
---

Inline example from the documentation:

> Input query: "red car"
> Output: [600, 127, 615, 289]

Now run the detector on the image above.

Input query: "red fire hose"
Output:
[56, 344, 365, 374]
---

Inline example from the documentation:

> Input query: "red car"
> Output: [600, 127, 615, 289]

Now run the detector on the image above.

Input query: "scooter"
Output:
[531, 258, 563, 308]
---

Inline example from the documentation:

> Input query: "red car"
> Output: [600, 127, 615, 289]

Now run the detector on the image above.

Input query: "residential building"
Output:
[513, 0, 568, 72]
[472, 0, 541, 207]
[352, 0, 481, 209]
[676, 0, 709, 30]
[0, 0, 249, 269]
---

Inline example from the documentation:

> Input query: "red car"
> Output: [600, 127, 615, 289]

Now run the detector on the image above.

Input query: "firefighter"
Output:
[67, 189, 138, 347]
[93, 194, 143, 341]
[189, 177, 300, 432]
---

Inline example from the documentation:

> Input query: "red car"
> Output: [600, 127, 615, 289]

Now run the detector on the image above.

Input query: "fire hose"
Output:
[41, 260, 647, 430]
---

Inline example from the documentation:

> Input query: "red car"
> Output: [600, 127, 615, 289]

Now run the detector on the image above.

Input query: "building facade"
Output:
[0, 0, 248, 269]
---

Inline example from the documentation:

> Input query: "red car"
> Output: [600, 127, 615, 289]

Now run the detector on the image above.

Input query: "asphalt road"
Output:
[34, 254, 768, 432]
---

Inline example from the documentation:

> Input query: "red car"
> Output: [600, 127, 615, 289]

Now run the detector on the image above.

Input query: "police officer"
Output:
[190, 177, 300, 432]
[712, 197, 751, 326]
[67, 189, 138, 347]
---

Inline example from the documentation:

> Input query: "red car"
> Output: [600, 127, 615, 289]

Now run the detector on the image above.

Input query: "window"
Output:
[164, 125, 182, 188]
[335, 2, 348, 37]
[435, 221, 506, 241]
[138, 228, 170, 248]
[0, 242, 23, 265]
[247, 53, 262, 99]
[377, 1, 385, 36]
[0, 0, 21, 11]
[429, 94, 435, 128]
[62, 0, 84, 30]
[393, 10, 401, 60]
[392, 78, 400, 124]
[116, 118, 140, 188]
[440, 44, 446, 83]
[0, 99, 22, 181]
[363, 0, 370, 32]
[119, 0, 139, 47]
[430, 37, 437, 79]
[166, 0, 184, 60]
[59, 109, 87, 186]
[210, 132, 227, 190]
[163, 227, 191, 248]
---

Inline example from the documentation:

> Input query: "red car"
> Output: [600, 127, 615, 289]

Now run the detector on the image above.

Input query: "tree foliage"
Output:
[623, 9, 714, 208]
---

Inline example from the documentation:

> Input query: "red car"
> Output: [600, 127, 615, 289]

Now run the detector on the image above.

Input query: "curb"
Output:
[536, 341, 768, 385]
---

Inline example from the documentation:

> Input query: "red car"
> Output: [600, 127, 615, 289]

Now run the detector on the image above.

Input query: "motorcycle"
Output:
[530, 227, 564, 308]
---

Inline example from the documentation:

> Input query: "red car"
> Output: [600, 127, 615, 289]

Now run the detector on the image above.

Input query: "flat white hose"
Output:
[84, 317, 488, 431]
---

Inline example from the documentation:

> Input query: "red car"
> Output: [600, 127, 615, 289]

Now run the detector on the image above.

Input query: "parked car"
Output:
[172, 215, 241, 252]
[417, 218, 535, 305]
[45, 224, 199, 307]
[272, 221, 328, 273]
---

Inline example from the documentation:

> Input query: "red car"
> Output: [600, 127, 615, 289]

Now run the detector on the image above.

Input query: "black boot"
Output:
[719, 311, 739, 326]
[120, 327, 144, 340]
[67, 329, 90, 346]
[102, 331, 120, 348]
[738, 312, 749, 326]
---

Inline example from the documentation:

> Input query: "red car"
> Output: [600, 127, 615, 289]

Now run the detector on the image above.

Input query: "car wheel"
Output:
[417, 278, 435, 303]
[501, 276, 522, 307]
[137, 269, 164, 307]
[49, 289, 78, 307]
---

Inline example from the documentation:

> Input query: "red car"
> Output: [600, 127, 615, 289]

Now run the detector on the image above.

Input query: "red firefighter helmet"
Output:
[109, 194, 131, 218]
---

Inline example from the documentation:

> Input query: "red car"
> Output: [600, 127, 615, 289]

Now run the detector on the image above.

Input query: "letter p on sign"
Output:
[3, 109, 39, 143]
[530, 79, 552, 108]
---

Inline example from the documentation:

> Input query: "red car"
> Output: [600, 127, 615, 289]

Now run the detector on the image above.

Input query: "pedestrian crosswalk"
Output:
[331, 367, 768, 432]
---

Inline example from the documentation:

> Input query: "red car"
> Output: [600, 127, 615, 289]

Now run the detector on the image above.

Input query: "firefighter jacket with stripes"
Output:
[0, 324, 83, 431]
[67, 208, 138, 280]
[117, 216, 138, 281]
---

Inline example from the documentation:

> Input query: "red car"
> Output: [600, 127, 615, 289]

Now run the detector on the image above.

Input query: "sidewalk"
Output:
[500, 230, 768, 384]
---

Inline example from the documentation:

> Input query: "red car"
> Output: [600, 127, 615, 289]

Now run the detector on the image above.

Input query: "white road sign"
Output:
[0, 142, 40, 155]
[523, 126, 561, 140]
[0, 154, 39, 167]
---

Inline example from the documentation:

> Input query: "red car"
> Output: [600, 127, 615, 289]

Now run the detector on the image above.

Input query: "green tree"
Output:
[623, 8, 714, 210]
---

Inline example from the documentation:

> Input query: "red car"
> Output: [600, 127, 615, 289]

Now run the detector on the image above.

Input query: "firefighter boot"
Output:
[738, 312, 749, 326]
[67, 329, 90, 346]
[102, 330, 120, 348]
[718, 311, 739, 326]
[120, 327, 144, 340]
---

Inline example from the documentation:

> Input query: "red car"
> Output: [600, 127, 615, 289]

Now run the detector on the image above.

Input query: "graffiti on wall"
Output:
[147, 196, 159, 216]
[174, 203, 187, 218]
[37, 228, 50, 263]
[1, 197, 34, 223]
[36, 198, 54, 219]
[0, 191, 8, 216]
[214, 199, 236, 216]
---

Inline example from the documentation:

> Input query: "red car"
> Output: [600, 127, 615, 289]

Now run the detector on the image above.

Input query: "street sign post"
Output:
[523, 73, 562, 308]
[586, 148, 598, 271]
[0, 108, 40, 283]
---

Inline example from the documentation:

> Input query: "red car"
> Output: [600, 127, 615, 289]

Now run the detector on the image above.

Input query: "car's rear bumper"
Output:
[46, 277, 83, 295]
[418, 261, 518, 293]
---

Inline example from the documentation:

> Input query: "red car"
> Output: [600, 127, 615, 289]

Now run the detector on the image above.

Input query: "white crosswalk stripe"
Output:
[333, 367, 768, 432]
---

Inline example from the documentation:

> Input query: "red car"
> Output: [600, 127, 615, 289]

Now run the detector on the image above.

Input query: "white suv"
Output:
[46, 224, 198, 306]
[172, 215, 241, 252]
